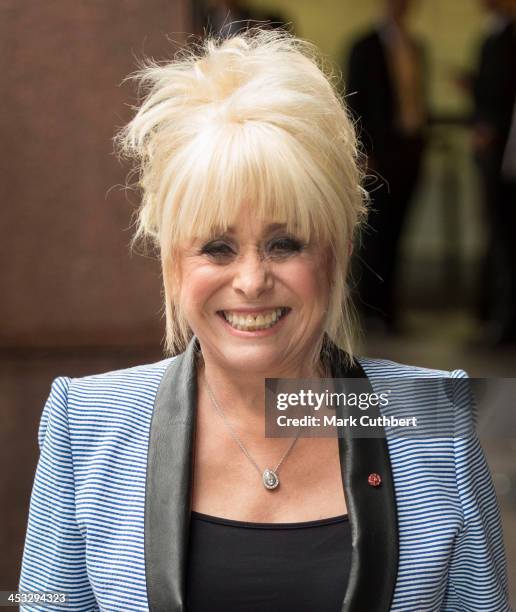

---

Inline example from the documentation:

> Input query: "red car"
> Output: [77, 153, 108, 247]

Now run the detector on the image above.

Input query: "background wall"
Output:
[1, 0, 191, 592]
[1, 1, 192, 349]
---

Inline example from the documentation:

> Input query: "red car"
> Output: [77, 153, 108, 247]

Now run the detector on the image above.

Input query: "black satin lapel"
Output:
[328, 343, 398, 612]
[145, 336, 199, 612]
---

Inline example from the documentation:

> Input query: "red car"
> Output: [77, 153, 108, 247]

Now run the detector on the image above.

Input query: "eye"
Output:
[267, 237, 305, 255]
[199, 241, 235, 260]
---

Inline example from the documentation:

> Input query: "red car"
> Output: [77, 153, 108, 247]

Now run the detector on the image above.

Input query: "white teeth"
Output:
[221, 308, 288, 331]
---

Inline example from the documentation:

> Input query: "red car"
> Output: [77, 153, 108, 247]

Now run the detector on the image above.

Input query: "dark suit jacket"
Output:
[345, 27, 427, 159]
[474, 18, 516, 158]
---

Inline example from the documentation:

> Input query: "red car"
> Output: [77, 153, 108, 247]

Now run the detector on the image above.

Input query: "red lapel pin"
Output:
[368, 472, 382, 487]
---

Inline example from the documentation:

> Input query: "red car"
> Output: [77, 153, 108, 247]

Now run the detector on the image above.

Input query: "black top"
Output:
[185, 510, 352, 612]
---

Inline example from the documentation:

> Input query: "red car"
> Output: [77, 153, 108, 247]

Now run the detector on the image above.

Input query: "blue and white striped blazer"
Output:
[19, 336, 511, 611]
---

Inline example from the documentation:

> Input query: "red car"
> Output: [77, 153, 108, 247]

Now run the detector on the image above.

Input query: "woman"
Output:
[19, 28, 510, 611]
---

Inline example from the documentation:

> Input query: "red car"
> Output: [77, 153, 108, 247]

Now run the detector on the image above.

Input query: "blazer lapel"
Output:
[145, 335, 398, 612]
[327, 342, 399, 612]
[146, 336, 199, 612]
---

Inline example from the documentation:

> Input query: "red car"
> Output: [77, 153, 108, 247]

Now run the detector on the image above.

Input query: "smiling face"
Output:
[174, 205, 332, 377]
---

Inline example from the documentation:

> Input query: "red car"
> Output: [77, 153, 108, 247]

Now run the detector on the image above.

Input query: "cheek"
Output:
[178, 262, 226, 313]
[280, 259, 330, 305]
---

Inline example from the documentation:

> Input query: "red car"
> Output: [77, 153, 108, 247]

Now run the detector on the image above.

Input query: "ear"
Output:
[347, 241, 354, 257]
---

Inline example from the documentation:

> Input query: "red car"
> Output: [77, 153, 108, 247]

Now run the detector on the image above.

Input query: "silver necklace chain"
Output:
[203, 373, 300, 490]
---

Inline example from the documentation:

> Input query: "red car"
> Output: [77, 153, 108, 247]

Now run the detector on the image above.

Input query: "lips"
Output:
[218, 307, 290, 331]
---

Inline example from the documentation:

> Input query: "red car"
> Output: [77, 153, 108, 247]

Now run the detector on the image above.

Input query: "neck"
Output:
[197, 348, 329, 431]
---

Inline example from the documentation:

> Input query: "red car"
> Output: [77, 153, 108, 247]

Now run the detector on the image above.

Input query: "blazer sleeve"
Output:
[18, 377, 99, 611]
[444, 369, 512, 612]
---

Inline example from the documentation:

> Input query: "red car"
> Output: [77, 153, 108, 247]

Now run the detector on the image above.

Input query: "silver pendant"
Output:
[263, 468, 279, 490]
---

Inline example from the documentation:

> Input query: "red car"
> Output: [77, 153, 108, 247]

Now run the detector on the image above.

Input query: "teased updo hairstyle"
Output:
[116, 26, 368, 364]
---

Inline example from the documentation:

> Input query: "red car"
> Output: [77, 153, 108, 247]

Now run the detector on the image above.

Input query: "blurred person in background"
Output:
[473, 0, 516, 345]
[345, 0, 428, 334]
[502, 100, 516, 181]
[203, 0, 289, 38]
[203, 0, 253, 37]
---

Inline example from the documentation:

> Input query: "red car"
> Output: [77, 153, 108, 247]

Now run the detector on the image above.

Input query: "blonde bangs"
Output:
[158, 121, 341, 261]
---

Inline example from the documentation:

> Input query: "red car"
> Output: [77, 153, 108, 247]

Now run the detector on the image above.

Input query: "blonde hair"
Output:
[116, 27, 368, 364]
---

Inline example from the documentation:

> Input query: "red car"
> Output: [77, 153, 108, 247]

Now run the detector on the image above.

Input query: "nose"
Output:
[232, 250, 274, 299]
